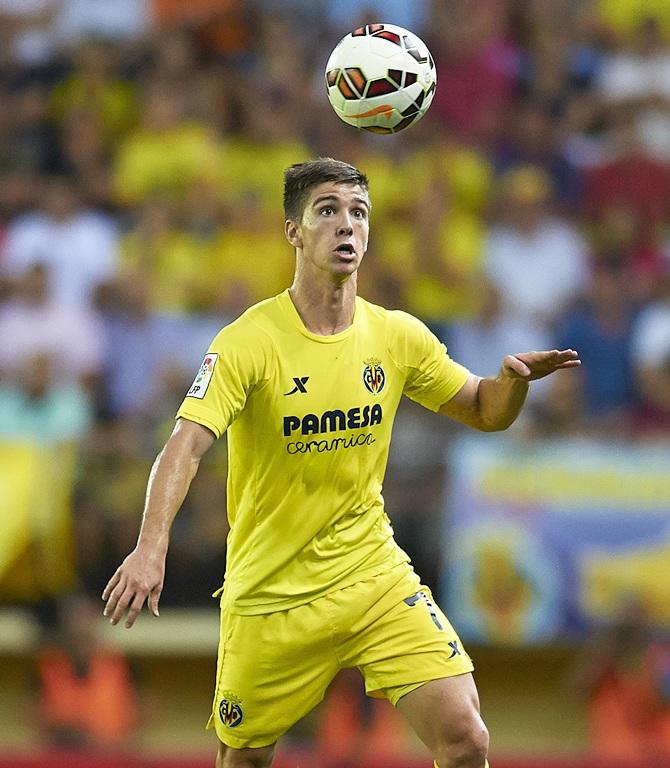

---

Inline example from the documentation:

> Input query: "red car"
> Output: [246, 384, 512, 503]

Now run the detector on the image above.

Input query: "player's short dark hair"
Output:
[283, 158, 369, 221]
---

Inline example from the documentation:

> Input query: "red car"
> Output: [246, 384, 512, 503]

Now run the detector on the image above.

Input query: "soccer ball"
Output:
[325, 23, 437, 134]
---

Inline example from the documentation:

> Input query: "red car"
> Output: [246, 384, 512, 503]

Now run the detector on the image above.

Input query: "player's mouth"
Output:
[334, 243, 356, 259]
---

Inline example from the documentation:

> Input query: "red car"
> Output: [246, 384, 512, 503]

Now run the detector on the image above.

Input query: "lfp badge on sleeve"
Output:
[187, 353, 218, 399]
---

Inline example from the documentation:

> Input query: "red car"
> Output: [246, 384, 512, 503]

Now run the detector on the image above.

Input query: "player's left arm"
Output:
[438, 349, 581, 431]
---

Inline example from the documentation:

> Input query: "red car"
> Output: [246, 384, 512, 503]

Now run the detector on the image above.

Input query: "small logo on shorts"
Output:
[219, 691, 244, 728]
[404, 591, 444, 630]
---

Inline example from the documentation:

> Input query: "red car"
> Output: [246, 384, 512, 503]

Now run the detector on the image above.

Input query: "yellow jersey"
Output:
[176, 290, 469, 614]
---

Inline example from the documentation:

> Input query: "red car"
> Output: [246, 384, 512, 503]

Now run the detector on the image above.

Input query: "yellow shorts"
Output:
[208, 565, 474, 748]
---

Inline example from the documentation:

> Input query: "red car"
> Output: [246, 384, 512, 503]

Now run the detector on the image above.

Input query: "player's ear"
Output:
[285, 219, 303, 248]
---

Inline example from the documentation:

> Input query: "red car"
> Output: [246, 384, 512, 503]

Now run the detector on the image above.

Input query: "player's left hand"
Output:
[501, 349, 581, 382]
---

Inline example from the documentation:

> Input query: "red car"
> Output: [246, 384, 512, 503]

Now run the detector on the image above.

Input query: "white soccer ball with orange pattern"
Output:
[325, 23, 437, 134]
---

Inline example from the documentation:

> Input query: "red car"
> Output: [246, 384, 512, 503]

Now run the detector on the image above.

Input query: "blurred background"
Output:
[1, 0, 670, 766]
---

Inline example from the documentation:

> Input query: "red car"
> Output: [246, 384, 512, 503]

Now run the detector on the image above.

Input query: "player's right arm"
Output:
[102, 417, 215, 628]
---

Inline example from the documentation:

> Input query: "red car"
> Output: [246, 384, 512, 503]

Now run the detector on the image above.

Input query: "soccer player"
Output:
[102, 158, 580, 768]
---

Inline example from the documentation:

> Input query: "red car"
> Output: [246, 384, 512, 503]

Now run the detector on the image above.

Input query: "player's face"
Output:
[289, 182, 370, 279]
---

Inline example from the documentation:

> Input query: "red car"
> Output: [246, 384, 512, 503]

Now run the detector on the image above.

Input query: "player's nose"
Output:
[336, 213, 354, 236]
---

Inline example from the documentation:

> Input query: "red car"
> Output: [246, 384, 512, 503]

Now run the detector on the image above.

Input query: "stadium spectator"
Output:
[118, 195, 221, 315]
[5, 82, 59, 174]
[492, 101, 584, 211]
[35, 592, 140, 750]
[0, 0, 61, 69]
[322, 0, 428, 37]
[0, 351, 92, 443]
[398, 175, 486, 331]
[142, 29, 234, 137]
[427, 0, 517, 143]
[596, 16, 670, 107]
[54, 107, 118, 209]
[49, 39, 138, 145]
[560, 92, 609, 171]
[146, 27, 204, 97]
[556, 258, 638, 434]
[73, 418, 156, 594]
[0, 175, 119, 309]
[113, 79, 224, 204]
[54, 0, 149, 48]
[214, 189, 295, 306]
[483, 164, 589, 350]
[587, 200, 669, 302]
[100, 268, 220, 417]
[598, 0, 670, 40]
[446, 282, 550, 402]
[630, 259, 670, 436]
[569, 597, 670, 764]
[585, 115, 670, 224]
[0, 262, 104, 390]
[217, 19, 312, 219]
[517, 3, 605, 115]
[150, 0, 251, 62]
[594, 16, 670, 165]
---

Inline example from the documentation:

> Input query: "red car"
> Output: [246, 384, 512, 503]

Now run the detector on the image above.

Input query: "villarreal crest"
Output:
[363, 357, 385, 394]
[219, 691, 244, 728]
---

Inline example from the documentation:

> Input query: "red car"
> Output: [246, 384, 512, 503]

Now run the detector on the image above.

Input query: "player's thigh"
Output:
[210, 604, 339, 749]
[395, 673, 488, 755]
[216, 741, 275, 768]
[342, 576, 474, 703]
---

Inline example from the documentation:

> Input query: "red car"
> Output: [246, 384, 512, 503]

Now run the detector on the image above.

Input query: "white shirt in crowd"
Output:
[1, 209, 119, 310]
[484, 217, 589, 338]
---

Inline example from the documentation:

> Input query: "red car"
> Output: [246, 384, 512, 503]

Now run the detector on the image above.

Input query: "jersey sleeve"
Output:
[176, 319, 273, 438]
[388, 310, 470, 412]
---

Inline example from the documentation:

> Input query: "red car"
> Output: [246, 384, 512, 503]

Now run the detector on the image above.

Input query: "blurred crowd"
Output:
[1, 0, 670, 598]
[1, 0, 670, 759]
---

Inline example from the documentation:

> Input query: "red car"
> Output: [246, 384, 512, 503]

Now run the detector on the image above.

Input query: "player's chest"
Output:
[262, 340, 400, 438]
[274, 339, 394, 399]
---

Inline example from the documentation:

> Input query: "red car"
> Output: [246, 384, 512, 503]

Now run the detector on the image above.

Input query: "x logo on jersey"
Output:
[284, 376, 309, 395]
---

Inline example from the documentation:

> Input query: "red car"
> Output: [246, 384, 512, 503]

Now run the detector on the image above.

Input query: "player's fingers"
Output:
[124, 591, 148, 629]
[103, 576, 127, 618]
[108, 584, 137, 625]
[102, 570, 121, 601]
[554, 349, 579, 361]
[148, 586, 162, 618]
[504, 355, 531, 378]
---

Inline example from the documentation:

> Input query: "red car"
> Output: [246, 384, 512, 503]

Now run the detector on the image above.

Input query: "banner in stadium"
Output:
[441, 436, 670, 644]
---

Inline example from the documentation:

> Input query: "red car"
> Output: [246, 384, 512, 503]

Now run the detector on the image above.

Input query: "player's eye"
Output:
[353, 208, 366, 219]
[321, 206, 334, 215]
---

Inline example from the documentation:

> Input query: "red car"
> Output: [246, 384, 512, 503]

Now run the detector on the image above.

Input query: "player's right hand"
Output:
[102, 547, 165, 628]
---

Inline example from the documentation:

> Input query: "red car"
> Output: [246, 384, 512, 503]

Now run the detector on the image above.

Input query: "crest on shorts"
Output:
[363, 357, 385, 395]
[219, 691, 244, 728]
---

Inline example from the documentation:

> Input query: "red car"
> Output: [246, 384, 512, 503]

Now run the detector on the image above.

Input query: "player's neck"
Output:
[288, 275, 357, 335]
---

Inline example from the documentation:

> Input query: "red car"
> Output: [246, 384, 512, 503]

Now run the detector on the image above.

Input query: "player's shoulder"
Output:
[210, 293, 286, 350]
[357, 297, 434, 353]
[362, 299, 431, 338]
[238, 293, 286, 328]
[356, 296, 417, 327]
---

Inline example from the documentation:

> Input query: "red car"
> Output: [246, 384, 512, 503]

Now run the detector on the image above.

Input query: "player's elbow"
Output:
[476, 413, 517, 432]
